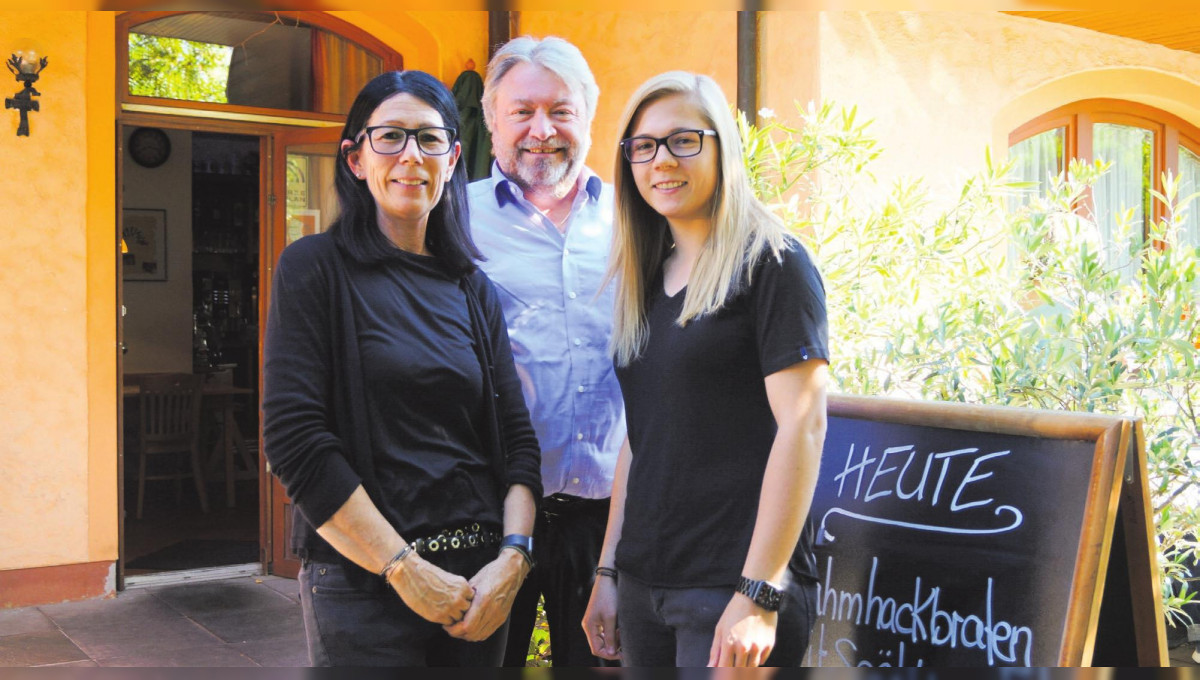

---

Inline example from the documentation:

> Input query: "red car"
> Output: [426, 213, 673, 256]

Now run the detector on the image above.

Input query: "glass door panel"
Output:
[1179, 147, 1200, 248]
[1093, 123, 1153, 275]
[283, 143, 339, 247]
[265, 125, 341, 579]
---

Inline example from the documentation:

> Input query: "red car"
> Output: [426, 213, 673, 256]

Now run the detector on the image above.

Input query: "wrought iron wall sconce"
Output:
[6, 51, 48, 137]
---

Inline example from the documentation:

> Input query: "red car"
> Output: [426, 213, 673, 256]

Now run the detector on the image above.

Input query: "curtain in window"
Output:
[225, 23, 313, 111]
[1008, 128, 1063, 209]
[312, 30, 383, 115]
[1180, 147, 1200, 249]
[1093, 123, 1152, 275]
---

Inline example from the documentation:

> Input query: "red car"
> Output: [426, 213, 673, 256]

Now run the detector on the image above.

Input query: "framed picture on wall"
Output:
[286, 208, 321, 246]
[122, 208, 167, 281]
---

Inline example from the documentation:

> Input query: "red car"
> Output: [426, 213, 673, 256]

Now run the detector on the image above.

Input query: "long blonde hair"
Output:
[608, 71, 792, 366]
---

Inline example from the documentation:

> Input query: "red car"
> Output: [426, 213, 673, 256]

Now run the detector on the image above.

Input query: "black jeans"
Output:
[502, 494, 614, 667]
[616, 570, 818, 667]
[299, 548, 508, 667]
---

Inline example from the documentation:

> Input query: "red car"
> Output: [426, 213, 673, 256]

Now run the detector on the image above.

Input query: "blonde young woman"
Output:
[581, 72, 829, 667]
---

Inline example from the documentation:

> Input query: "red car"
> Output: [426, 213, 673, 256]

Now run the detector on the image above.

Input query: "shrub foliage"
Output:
[742, 102, 1199, 625]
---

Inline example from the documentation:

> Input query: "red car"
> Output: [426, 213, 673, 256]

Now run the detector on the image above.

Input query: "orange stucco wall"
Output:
[0, 11, 116, 576]
[516, 12, 738, 183]
[405, 11, 490, 86]
[760, 12, 821, 127]
[86, 10, 118, 576]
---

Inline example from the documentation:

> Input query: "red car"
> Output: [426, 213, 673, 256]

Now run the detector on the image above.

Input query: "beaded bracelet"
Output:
[594, 566, 618, 582]
[500, 543, 534, 568]
[379, 543, 416, 579]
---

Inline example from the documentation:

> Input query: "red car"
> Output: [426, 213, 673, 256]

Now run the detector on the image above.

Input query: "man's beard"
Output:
[502, 137, 589, 198]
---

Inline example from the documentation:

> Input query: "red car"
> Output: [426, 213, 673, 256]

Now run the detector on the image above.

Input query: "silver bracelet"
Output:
[379, 543, 416, 579]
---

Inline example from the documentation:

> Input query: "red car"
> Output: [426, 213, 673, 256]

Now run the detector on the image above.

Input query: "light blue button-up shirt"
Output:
[468, 163, 626, 499]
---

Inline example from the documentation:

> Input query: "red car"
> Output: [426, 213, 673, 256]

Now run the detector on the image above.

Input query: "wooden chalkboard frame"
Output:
[826, 394, 1166, 666]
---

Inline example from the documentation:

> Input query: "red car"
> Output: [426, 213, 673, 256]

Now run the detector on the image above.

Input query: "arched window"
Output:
[1009, 99, 1200, 264]
[119, 11, 402, 120]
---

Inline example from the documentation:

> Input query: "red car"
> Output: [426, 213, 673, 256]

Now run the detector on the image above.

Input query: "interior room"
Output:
[120, 125, 261, 577]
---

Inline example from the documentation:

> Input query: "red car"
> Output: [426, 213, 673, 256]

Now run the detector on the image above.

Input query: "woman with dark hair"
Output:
[263, 70, 541, 666]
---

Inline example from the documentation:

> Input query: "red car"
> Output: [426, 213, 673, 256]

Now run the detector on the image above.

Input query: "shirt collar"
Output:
[490, 161, 602, 208]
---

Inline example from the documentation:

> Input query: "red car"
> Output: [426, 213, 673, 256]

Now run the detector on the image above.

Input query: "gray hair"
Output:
[482, 35, 600, 132]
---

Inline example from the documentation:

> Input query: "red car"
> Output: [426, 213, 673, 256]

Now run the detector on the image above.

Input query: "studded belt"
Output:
[408, 523, 501, 555]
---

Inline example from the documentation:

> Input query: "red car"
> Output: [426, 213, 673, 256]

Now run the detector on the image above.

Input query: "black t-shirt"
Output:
[614, 242, 828, 587]
[347, 249, 502, 538]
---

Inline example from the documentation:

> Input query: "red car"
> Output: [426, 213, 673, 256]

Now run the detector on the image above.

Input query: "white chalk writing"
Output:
[824, 442, 1024, 539]
[808, 555, 1034, 667]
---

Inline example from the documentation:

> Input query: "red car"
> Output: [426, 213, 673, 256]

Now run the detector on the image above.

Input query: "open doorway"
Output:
[115, 9, 404, 586]
[120, 125, 262, 579]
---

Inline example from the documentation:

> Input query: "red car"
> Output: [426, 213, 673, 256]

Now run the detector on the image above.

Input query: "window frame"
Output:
[1009, 98, 1200, 240]
[117, 11, 403, 125]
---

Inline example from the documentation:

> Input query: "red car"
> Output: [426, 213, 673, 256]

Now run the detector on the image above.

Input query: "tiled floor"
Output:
[1169, 639, 1200, 667]
[1, 572, 1197, 668]
[0, 575, 306, 667]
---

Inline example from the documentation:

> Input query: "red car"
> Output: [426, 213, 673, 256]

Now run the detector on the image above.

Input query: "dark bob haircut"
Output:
[330, 70, 481, 276]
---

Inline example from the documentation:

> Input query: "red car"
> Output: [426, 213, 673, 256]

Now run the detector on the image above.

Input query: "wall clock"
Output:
[129, 127, 172, 169]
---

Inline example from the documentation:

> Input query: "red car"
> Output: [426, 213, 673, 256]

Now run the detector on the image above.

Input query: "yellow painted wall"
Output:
[814, 12, 1200, 198]
[405, 11, 490, 86]
[86, 10, 118, 573]
[0, 11, 115, 572]
[760, 12, 821, 126]
[517, 12, 738, 183]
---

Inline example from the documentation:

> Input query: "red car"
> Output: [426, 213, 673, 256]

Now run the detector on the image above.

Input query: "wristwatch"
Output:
[499, 534, 535, 567]
[736, 576, 784, 612]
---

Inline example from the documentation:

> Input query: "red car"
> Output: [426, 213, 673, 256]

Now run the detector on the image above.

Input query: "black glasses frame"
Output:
[355, 125, 458, 156]
[620, 129, 717, 164]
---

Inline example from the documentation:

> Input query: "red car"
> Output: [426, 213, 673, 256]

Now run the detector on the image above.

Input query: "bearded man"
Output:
[468, 35, 625, 668]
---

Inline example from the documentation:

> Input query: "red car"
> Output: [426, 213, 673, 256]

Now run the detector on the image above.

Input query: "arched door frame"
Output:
[116, 11, 403, 126]
[114, 10, 402, 589]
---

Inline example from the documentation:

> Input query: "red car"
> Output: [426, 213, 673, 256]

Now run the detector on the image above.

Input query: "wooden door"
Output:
[264, 125, 343, 579]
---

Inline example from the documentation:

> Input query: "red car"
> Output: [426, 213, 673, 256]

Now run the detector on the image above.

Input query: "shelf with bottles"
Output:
[192, 271, 259, 371]
[193, 233, 258, 258]
[193, 151, 259, 179]
[192, 203, 258, 254]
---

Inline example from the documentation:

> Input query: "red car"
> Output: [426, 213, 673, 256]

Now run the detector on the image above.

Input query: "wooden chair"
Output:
[201, 370, 258, 508]
[136, 373, 210, 519]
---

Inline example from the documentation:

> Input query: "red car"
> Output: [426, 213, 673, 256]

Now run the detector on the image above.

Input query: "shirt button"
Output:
[577, 432, 584, 441]
[573, 338, 582, 346]
[564, 248, 570, 255]
[577, 385, 585, 393]
[571, 477, 581, 485]
[568, 291, 577, 299]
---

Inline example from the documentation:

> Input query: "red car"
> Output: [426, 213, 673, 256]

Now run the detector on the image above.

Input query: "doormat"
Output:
[126, 539, 257, 571]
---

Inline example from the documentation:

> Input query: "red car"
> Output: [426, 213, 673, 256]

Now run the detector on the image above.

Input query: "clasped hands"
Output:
[385, 548, 530, 641]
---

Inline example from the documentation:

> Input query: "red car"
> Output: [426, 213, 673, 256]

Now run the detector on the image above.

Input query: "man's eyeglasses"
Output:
[355, 125, 457, 156]
[619, 129, 717, 164]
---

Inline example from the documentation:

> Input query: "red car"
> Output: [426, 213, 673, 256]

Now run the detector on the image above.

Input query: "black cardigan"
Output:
[262, 231, 542, 567]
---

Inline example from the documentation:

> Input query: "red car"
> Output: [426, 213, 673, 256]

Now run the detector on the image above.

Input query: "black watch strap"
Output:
[736, 576, 784, 612]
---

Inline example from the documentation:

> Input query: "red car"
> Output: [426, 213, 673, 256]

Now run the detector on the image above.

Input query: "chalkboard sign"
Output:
[803, 395, 1164, 667]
